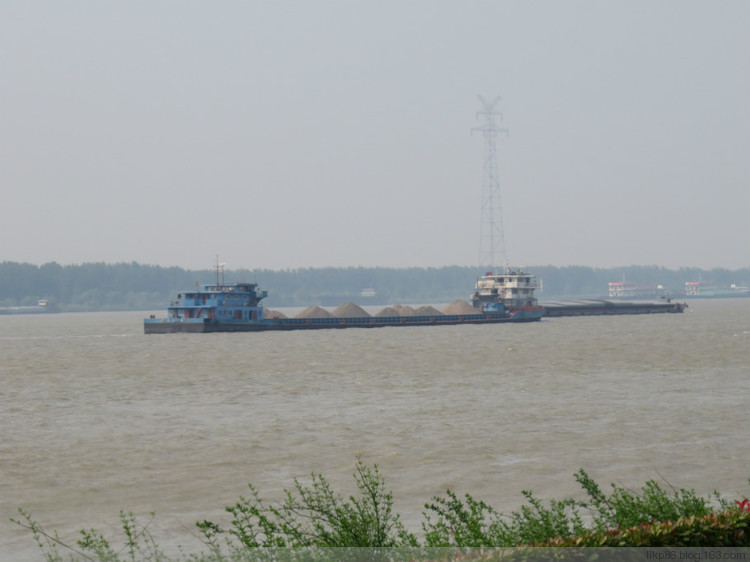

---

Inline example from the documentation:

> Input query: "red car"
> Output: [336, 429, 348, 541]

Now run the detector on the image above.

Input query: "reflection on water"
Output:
[2, 300, 749, 559]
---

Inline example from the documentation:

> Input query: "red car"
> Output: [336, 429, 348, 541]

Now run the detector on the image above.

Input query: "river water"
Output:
[2, 299, 749, 559]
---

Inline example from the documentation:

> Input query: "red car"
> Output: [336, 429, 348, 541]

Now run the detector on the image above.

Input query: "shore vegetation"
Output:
[12, 459, 750, 560]
[2, 261, 748, 311]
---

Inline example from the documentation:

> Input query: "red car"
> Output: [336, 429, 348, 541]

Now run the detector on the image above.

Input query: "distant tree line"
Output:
[0, 261, 748, 312]
[533, 264, 750, 299]
[0, 261, 199, 311]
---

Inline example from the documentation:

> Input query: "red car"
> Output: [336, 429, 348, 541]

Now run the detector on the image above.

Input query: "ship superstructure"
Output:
[164, 281, 268, 323]
[470, 268, 543, 319]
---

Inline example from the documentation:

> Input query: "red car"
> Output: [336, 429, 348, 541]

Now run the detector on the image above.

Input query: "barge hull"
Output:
[144, 312, 541, 334]
[542, 300, 687, 317]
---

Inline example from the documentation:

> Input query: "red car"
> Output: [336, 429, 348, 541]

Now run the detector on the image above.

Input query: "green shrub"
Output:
[573, 468, 725, 532]
[422, 489, 506, 547]
[11, 508, 167, 562]
[422, 490, 587, 547]
[197, 457, 418, 549]
[422, 469, 734, 548]
[543, 509, 750, 547]
[12, 464, 750, 560]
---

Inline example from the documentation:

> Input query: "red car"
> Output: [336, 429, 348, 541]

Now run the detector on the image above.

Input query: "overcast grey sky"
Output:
[2, 1, 748, 271]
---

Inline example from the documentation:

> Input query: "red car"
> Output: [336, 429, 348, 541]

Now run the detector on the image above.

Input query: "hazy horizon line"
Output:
[3, 259, 749, 273]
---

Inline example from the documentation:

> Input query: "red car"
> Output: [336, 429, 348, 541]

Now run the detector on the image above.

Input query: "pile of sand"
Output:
[392, 305, 416, 316]
[288, 302, 475, 319]
[333, 302, 370, 318]
[414, 305, 443, 316]
[442, 300, 477, 315]
[374, 307, 401, 317]
[295, 305, 333, 319]
[264, 309, 287, 319]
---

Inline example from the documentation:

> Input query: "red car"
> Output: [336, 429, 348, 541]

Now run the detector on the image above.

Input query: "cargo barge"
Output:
[144, 279, 541, 334]
[0, 300, 55, 315]
[471, 270, 686, 317]
[683, 281, 750, 298]
[541, 299, 687, 317]
[143, 266, 685, 333]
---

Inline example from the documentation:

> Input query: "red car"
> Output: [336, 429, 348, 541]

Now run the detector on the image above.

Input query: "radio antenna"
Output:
[215, 255, 226, 286]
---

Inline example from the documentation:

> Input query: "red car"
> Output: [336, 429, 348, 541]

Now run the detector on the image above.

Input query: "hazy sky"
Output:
[2, 1, 748, 271]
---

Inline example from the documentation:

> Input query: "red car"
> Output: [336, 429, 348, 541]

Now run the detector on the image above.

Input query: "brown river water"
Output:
[2, 299, 749, 559]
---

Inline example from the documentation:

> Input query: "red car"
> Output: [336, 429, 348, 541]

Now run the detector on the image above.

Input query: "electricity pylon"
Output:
[473, 95, 509, 272]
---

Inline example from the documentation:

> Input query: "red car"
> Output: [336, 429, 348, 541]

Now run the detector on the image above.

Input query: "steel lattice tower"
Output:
[473, 95, 509, 272]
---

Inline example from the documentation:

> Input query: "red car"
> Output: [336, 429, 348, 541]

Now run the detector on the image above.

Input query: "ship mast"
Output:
[473, 95, 509, 272]
[215, 255, 226, 287]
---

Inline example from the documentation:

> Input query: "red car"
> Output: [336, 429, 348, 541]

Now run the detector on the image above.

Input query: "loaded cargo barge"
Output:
[468, 269, 683, 316]
[143, 267, 685, 333]
[144, 279, 542, 334]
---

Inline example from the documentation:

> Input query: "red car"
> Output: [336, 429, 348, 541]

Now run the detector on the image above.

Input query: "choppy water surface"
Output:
[2, 300, 749, 559]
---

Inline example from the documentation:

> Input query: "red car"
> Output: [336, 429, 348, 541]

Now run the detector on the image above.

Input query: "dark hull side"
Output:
[144, 312, 541, 334]
[542, 300, 687, 317]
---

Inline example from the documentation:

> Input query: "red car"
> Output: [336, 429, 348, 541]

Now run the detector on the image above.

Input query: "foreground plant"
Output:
[422, 489, 587, 548]
[12, 463, 750, 559]
[196, 457, 418, 550]
[421, 469, 733, 547]
[11, 508, 166, 562]
[573, 468, 729, 532]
